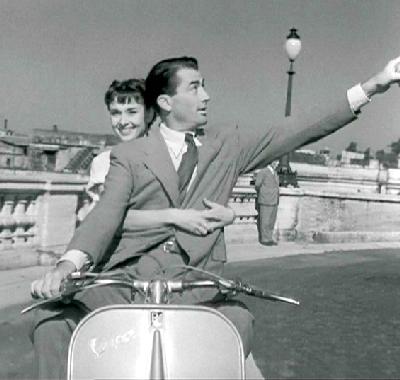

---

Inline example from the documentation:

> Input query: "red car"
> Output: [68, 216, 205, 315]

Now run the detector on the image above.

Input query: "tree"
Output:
[364, 147, 371, 159]
[376, 149, 385, 161]
[389, 138, 400, 155]
[345, 141, 358, 152]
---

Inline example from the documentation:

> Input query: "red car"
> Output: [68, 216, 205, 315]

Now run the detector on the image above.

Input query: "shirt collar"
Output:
[159, 123, 202, 147]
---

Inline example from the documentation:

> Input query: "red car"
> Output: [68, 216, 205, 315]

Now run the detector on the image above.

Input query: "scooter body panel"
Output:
[67, 304, 245, 379]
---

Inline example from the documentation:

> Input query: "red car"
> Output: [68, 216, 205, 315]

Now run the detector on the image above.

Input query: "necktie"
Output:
[177, 133, 198, 202]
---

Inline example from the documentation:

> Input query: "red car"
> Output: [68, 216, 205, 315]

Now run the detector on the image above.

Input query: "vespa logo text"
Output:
[89, 329, 136, 358]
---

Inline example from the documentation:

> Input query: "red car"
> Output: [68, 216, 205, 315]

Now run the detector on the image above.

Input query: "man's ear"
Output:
[157, 94, 172, 112]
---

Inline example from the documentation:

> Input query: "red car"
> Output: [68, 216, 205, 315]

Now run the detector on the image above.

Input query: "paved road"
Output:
[225, 248, 400, 379]
[2, 248, 400, 379]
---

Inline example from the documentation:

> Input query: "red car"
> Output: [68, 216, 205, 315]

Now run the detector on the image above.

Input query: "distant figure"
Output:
[254, 160, 280, 245]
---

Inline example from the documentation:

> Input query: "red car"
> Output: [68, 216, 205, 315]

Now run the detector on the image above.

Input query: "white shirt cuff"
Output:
[347, 83, 371, 114]
[57, 249, 91, 271]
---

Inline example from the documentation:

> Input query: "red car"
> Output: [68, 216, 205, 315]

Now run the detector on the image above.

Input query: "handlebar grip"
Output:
[235, 282, 300, 305]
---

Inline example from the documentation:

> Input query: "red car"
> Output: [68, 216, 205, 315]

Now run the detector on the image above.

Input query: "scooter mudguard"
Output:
[68, 304, 245, 380]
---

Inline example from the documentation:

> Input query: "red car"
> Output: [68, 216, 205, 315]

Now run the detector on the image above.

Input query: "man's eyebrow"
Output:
[189, 79, 204, 86]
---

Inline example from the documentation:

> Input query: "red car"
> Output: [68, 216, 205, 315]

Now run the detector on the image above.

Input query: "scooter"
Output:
[22, 265, 299, 379]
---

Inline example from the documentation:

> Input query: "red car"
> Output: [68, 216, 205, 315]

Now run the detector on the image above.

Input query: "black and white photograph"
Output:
[1, 0, 400, 378]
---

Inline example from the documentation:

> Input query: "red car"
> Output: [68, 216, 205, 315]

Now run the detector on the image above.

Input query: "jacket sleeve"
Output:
[66, 146, 134, 266]
[235, 95, 356, 174]
[254, 169, 267, 191]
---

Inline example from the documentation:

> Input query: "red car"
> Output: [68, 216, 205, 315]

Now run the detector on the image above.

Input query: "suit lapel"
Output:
[273, 171, 279, 185]
[142, 127, 180, 207]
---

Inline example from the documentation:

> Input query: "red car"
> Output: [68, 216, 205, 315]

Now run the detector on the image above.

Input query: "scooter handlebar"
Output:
[21, 271, 299, 314]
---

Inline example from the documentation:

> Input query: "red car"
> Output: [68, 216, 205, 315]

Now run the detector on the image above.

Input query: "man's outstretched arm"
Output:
[237, 55, 400, 174]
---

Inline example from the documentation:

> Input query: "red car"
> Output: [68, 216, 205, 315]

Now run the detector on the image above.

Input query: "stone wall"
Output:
[296, 191, 400, 243]
[0, 170, 88, 268]
[2, 164, 400, 268]
[225, 170, 400, 244]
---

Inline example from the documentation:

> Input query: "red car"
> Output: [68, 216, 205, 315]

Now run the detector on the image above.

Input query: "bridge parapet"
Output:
[1, 165, 400, 268]
[0, 171, 88, 266]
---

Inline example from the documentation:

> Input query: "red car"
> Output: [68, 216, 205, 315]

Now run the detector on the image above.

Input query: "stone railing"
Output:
[292, 162, 400, 195]
[0, 170, 88, 268]
[226, 168, 400, 244]
[0, 193, 36, 248]
[2, 164, 400, 268]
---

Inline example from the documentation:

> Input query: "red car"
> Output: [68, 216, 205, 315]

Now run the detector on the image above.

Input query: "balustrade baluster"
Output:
[0, 195, 15, 247]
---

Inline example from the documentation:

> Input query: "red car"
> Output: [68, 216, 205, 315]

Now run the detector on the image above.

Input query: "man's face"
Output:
[271, 160, 280, 170]
[168, 68, 210, 131]
[109, 97, 146, 142]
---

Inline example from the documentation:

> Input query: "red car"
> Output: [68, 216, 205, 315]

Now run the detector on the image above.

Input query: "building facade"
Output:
[0, 125, 118, 173]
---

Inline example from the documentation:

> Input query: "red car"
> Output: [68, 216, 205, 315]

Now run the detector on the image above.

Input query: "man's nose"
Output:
[199, 87, 210, 102]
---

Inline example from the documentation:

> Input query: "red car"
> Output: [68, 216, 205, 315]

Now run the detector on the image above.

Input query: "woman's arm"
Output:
[124, 199, 236, 236]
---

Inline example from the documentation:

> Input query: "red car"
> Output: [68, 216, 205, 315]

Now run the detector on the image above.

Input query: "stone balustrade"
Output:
[1, 164, 400, 268]
[226, 168, 400, 244]
[0, 170, 88, 267]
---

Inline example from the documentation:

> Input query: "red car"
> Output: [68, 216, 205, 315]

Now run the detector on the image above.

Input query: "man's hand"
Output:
[169, 208, 212, 235]
[201, 199, 236, 231]
[361, 56, 400, 97]
[170, 201, 235, 236]
[30, 260, 76, 300]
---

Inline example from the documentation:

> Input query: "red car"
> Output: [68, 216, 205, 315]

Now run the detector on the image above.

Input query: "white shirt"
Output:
[60, 83, 370, 271]
[86, 150, 111, 202]
[159, 122, 202, 191]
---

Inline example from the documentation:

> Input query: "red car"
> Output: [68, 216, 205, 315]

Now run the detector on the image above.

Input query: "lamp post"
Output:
[277, 28, 302, 187]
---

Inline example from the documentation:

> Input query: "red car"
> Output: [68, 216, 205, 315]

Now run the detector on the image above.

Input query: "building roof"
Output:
[32, 128, 119, 147]
[0, 135, 31, 146]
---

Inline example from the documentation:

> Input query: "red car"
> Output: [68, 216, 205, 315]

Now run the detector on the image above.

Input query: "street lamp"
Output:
[278, 28, 302, 187]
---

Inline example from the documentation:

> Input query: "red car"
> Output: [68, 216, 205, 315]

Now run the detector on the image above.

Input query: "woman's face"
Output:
[109, 97, 147, 142]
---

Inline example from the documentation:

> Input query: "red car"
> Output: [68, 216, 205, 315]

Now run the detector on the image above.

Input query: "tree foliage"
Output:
[345, 141, 358, 152]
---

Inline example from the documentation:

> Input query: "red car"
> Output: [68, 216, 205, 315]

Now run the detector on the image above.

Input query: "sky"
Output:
[1, 0, 400, 154]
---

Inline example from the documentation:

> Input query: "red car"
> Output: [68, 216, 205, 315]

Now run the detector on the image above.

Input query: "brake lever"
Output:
[232, 280, 300, 305]
[21, 295, 69, 314]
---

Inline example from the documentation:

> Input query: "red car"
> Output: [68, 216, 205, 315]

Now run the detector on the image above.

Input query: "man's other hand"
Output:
[202, 198, 236, 231]
[362, 55, 400, 97]
[30, 260, 76, 300]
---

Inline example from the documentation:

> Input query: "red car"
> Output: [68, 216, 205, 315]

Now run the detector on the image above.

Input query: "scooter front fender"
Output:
[68, 304, 245, 380]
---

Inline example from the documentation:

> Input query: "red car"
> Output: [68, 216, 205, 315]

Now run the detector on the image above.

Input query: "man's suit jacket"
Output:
[254, 167, 279, 206]
[67, 97, 355, 270]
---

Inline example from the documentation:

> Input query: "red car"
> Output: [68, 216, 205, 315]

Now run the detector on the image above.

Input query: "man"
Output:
[31, 73, 241, 379]
[254, 160, 280, 246]
[84, 78, 236, 243]
[31, 55, 400, 378]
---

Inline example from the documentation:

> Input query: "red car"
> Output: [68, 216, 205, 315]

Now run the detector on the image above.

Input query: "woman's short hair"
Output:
[104, 79, 146, 110]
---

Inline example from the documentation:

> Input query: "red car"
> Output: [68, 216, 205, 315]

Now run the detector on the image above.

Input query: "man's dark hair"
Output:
[145, 56, 198, 111]
[104, 79, 146, 110]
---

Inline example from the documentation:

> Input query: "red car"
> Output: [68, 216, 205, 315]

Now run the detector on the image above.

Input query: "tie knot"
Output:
[185, 133, 195, 144]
